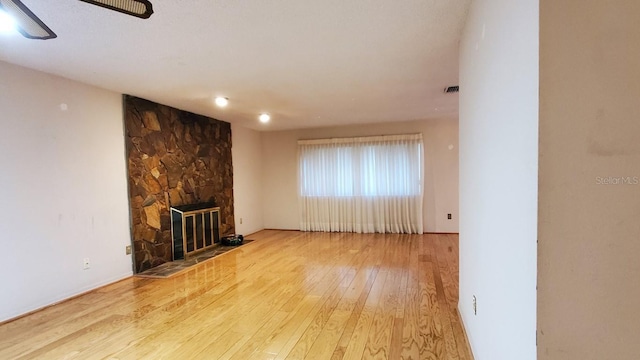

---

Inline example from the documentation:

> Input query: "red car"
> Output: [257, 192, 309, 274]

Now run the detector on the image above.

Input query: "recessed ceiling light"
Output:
[0, 10, 17, 34]
[214, 97, 229, 107]
[259, 113, 271, 123]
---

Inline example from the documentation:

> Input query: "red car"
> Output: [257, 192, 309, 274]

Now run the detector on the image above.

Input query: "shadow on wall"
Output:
[124, 95, 235, 273]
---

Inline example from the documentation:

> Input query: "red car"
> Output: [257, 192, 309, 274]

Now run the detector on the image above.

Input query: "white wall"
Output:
[0, 61, 132, 322]
[261, 118, 459, 233]
[458, 0, 538, 359]
[538, 1, 640, 358]
[231, 123, 264, 235]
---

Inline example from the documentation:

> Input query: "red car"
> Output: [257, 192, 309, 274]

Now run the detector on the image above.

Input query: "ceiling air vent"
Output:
[444, 86, 459, 93]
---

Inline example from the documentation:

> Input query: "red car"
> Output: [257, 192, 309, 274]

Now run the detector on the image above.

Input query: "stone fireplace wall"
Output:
[124, 96, 234, 272]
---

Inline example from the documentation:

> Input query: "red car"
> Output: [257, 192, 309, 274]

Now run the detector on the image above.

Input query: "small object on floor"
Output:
[222, 234, 244, 246]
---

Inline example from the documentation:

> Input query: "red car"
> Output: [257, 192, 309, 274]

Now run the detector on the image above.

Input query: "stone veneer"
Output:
[124, 96, 234, 272]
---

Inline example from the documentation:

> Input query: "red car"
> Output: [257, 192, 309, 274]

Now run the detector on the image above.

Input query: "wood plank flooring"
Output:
[0, 230, 472, 359]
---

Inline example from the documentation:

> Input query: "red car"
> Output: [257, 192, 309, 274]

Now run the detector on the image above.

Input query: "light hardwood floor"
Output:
[0, 230, 472, 359]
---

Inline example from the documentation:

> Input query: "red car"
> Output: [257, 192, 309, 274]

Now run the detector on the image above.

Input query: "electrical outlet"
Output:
[447, 213, 452, 220]
[83, 258, 90, 270]
[125, 245, 132, 255]
[240, 218, 243, 225]
[473, 295, 477, 315]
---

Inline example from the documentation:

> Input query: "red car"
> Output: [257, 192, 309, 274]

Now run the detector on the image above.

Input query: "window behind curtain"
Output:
[297, 134, 424, 234]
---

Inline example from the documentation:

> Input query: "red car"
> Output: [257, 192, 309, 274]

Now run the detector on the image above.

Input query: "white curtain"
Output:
[298, 134, 424, 234]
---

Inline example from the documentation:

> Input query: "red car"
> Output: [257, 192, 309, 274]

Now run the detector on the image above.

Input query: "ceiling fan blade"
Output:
[0, 0, 56, 39]
[78, 0, 153, 19]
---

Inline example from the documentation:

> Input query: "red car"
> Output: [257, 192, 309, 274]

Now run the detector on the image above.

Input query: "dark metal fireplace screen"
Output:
[170, 203, 220, 260]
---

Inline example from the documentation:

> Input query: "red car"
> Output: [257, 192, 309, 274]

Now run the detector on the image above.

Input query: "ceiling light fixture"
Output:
[78, 0, 153, 19]
[259, 113, 271, 123]
[0, 0, 56, 39]
[0, 0, 153, 41]
[214, 97, 229, 107]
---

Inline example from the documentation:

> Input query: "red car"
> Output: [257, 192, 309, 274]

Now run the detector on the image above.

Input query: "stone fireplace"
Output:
[124, 96, 235, 272]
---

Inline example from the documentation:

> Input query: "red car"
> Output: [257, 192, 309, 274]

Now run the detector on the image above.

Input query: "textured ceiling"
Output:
[0, 0, 470, 131]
